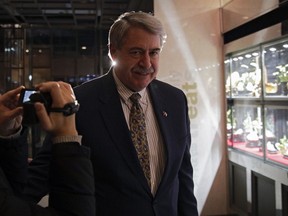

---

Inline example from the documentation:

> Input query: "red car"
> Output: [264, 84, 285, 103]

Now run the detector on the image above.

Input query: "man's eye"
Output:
[130, 50, 142, 57]
[150, 50, 160, 56]
[150, 50, 160, 57]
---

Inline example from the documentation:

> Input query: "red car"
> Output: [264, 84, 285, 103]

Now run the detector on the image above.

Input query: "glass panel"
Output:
[229, 49, 261, 98]
[228, 105, 264, 158]
[263, 37, 288, 97]
[265, 106, 288, 166]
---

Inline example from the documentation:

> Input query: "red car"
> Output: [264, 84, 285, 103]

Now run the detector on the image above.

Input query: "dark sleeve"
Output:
[0, 128, 58, 216]
[49, 142, 95, 216]
[0, 140, 95, 216]
[0, 127, 29, 196]
[24, 135, 53, 203]
[0, 183, 59, 216]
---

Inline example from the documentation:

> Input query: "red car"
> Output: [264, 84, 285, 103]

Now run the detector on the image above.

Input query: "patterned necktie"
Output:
[129, 93, 151, 187]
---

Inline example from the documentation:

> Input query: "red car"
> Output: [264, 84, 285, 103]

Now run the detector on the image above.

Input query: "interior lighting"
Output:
[283, 44, 288, 48]
[245, 54, 252, 58]
[25, 49, 29, 53]
[241, 64, 249, 68]
[81, 46, 87, 50]
[269, 47, 276, 52]
[252, 52, 259, 56]
[233, 58, 238, 61]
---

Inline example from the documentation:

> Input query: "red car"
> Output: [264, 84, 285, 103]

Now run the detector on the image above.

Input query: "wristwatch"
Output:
[49, 100, 80, 116]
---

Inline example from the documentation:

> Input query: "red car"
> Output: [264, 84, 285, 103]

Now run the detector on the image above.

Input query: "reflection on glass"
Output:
[225, 49, 261, 97]
[265, 107, 288, 166]
[263, 38, 288, 97]
[227, 105, 264, 158]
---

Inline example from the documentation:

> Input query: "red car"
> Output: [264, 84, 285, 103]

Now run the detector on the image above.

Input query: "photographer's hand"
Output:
[0, 86, 23, 136]
[34, 81, 78, 137]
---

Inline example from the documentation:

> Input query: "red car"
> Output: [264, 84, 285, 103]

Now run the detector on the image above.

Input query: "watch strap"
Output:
[49, 101, 80, 116]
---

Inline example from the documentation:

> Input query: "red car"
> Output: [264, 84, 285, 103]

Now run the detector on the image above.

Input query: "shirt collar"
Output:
[113, 70, 147, 104]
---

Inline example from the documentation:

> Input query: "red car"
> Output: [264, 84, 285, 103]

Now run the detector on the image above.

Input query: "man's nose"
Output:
[139, 52, 152, 68]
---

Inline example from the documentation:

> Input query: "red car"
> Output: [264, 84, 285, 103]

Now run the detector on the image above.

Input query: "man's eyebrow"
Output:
[128, 47, 144, 51]
[128, 47, 161, 53]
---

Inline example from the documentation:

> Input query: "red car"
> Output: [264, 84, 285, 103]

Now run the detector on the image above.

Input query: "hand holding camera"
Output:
[29, 81, 79, 137]
[0, 86, 24, 136]
[0, 81, 79, 137]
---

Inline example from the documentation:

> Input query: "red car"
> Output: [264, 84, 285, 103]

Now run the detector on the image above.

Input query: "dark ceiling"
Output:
[0, 0, 153, 30]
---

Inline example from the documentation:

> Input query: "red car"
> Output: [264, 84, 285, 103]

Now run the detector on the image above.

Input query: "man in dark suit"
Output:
[0, 83, 95, 216]
[9, 11, 198, 216]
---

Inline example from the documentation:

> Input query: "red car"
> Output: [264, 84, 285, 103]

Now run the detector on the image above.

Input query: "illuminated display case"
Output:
[225, 47, 261, 98]
[263, 37, 288, 97]
[226, 35, 288, 168]
[227, 104, 264, 158]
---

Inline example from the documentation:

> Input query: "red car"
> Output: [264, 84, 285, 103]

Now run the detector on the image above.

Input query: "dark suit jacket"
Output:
[0, 129, 95, 216]
[25, 70, 198, 216]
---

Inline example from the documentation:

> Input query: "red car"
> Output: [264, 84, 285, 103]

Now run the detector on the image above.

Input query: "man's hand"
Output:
[34, 81, 78, 137]
[0, 86, 24, 136]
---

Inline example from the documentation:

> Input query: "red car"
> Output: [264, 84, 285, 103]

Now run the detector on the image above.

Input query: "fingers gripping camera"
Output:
[19, 89, 80, 125]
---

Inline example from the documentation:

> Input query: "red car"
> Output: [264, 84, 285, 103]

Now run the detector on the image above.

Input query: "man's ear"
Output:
[109, 44, 117, 59]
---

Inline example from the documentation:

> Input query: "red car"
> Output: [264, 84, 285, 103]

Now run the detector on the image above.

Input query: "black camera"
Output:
[18, 89, 52, 125]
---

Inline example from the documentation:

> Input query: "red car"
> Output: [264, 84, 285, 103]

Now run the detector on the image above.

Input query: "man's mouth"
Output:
[132, 68, 154, 75]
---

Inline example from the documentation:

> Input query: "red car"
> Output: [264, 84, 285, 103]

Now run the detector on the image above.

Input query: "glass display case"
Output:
[226, 35, 288, 168]
[265, 105, 288, 166]
[225, 47, 261, 98]
[227, 104, 264, 158]
[263, 38, 288, 97]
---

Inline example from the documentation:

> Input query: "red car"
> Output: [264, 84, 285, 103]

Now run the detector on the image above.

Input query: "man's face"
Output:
[110, 27, 161, 92]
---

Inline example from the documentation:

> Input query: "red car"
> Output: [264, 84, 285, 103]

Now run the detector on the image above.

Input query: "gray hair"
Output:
[108, 11, 167, 51]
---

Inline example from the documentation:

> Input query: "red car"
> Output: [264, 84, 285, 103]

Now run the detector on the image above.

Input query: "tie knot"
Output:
[130, 93, 141, 104]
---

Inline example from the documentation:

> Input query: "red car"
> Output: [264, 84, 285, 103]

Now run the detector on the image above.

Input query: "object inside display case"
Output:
[263, 38, 288, 97]
[227, 105, 264, 158]
[265, 107, 288, 165]
[225, 49, 261, 97]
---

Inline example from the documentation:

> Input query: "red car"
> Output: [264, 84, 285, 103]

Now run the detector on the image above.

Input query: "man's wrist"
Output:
[52, 135, 82, 145]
